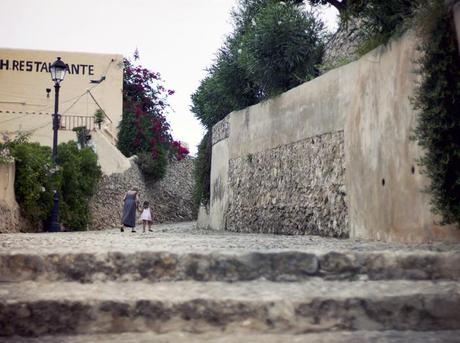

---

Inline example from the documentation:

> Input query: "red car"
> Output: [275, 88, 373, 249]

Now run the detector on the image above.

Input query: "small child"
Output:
[140, 201, 154, 233]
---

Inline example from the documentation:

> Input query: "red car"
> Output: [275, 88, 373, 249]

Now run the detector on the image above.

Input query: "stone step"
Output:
[1, 250, 459, 283]
[2, 330, 460, 343]
[1, 280, 459, 337]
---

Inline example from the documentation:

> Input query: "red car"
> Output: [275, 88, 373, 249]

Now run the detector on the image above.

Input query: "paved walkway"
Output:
[1, 221, 459, 255]
[2, 222, 460, 341]
[6, 331, 460, 343]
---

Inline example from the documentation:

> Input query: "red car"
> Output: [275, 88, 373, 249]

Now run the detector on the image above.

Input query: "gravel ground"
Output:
[1, 221, 460, 255]
[3, 331, 460, 343]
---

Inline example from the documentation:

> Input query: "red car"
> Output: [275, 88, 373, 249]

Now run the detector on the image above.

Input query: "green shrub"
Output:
[8, 140, 101, 231]
[73, 126, 91, 148]
[57, 142, 102, 230]
[117, 110, 141, 157]
[94, 109, 105, 129]
[136, 149, 168, 181]
[193, 131, 212, 209]
[318, 56, 353, 74]
[346, 0, 417, 55]
[239, 2, 325, 96]
[412, 1, 460, 225]
[0, 132, 29, 164]
[9, 142, 54, 225]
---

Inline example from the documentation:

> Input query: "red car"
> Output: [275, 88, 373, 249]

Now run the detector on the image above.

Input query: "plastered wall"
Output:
[0, 48, 130, 175]
[203, 31, 460, 243]
[0, 48, 123, 134]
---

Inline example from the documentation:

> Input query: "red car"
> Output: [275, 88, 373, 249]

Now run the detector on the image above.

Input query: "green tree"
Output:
[348, 0, 416, 55]
[191, 0, 326, 206]
[239, 1, 325, 97]
[192, 34, 259, 129]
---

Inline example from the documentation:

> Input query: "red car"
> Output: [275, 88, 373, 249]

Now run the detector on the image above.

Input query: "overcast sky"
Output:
[1, 0, 338, 155]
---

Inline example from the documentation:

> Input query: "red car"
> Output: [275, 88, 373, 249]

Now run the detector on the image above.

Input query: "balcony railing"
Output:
[59, 115, 95, 131]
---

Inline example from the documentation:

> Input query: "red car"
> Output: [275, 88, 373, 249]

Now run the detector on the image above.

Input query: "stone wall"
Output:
[148, 157, 195, 223]
[203, 31, 460, 243]
[212, 117, 230, 145]
[322, 20, 363, 71]
[90, 157, 194, 230]
[226, 132, 347, 237]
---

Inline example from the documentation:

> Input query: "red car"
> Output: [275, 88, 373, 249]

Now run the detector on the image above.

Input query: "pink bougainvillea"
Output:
[119, 57, 188, 165]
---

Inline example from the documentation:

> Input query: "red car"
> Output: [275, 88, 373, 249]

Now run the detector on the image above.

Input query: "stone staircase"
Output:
[1, 228, 460, 342]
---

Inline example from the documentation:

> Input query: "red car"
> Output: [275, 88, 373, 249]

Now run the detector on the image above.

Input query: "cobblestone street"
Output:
[2, 222, 460, 342]
[2, 221, 460, 255]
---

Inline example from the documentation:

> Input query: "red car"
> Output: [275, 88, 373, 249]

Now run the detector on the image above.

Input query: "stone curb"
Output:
[1, 251, 459, 283]
[1, 280, 459, 337]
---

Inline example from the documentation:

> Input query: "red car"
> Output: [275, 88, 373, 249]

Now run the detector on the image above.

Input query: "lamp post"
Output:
[47, 57, 67, 232]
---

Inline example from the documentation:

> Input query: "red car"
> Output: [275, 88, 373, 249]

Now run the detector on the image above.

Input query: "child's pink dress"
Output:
[140, 208, 152, 222]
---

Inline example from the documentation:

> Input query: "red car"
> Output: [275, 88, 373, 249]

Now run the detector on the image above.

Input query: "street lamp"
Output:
[47, 57, 67, 232]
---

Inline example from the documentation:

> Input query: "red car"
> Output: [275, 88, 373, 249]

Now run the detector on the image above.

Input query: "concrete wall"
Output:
[0, 162, 17, 211]
[0, 162, 21, 233]
[342, 33, 458, 242]
[209, 135, 230, 232]
[204, 31, 460, 243]
[91, 131, 131, 175]
[197, 204, 211, 230]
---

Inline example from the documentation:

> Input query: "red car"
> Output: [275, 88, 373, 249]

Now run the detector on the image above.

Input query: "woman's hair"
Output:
[143, 201, 149, 208]
[132, 187, 139, 192]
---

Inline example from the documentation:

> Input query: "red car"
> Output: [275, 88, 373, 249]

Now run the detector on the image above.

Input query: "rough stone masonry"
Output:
[90, 157, 194, 230]
[226, 132, 348, 237]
